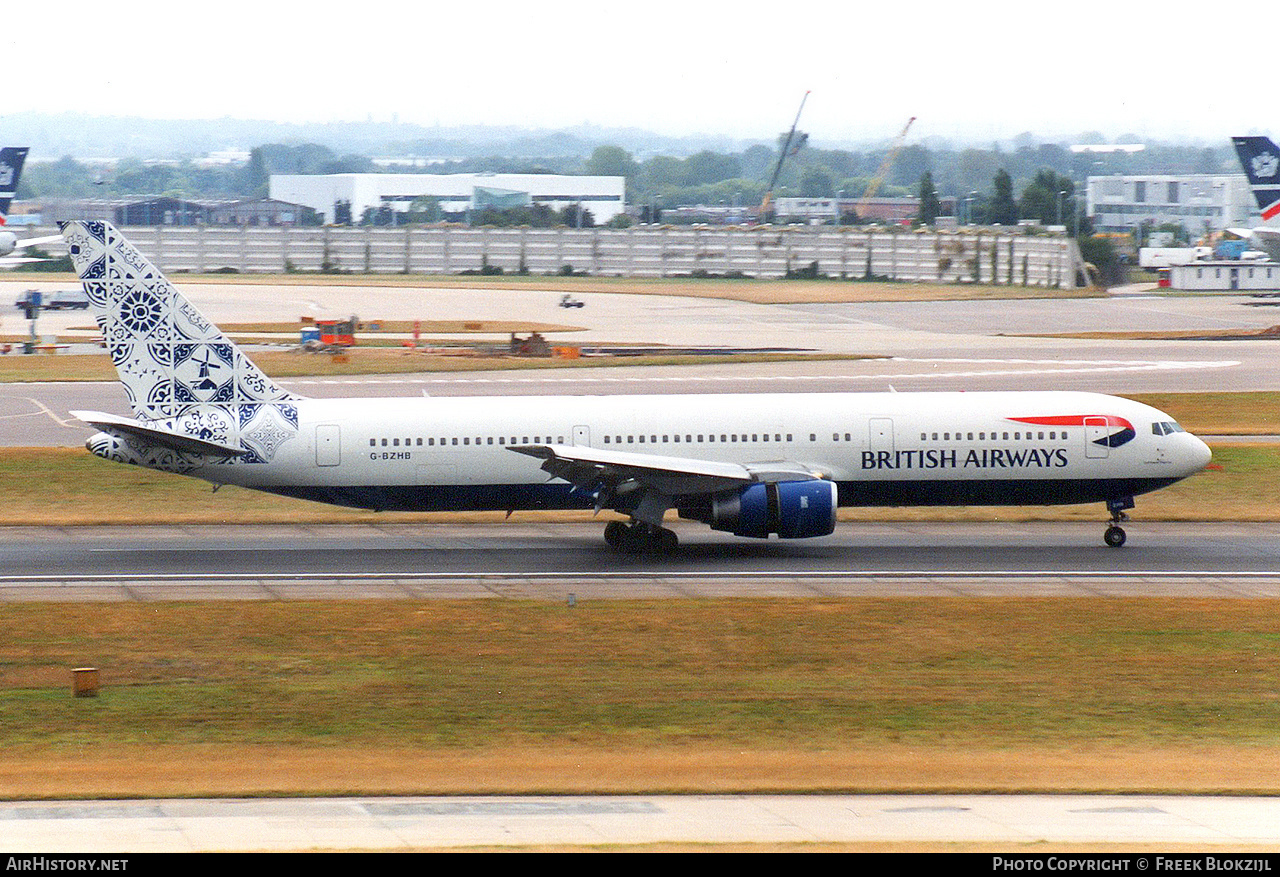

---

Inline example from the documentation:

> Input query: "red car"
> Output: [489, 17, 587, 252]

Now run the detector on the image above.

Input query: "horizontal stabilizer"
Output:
[16, 234, 64, 250]
[71, 410, 248, 457]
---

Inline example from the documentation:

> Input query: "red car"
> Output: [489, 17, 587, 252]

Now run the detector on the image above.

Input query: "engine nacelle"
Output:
[691, 480, 838, 539]
[0, 230, 16, 257]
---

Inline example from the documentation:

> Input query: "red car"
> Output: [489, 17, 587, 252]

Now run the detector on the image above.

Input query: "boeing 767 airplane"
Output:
[63, 220, 1211, 551]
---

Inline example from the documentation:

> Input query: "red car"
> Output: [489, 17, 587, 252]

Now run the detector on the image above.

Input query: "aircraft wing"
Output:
[508, 443, 824, 501]
[71, 410, 250, 457]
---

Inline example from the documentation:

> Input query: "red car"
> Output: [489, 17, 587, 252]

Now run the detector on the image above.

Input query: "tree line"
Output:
[13, 136, 1234, 235]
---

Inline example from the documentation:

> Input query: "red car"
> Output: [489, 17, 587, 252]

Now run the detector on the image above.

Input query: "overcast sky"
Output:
[6, 1, 1265, 146]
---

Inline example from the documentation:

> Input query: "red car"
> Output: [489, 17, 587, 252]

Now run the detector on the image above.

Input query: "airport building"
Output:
[1168, 260, 1280, 291]
[1087, 173, 1257, 236]
[269, 172, 626, 225]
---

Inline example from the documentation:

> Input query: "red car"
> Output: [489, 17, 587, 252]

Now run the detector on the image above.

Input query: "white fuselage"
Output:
[175, 390, 1210, 513]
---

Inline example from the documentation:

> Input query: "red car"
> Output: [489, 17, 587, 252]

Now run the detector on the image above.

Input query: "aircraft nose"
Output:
[1187, 434, 1212, 472]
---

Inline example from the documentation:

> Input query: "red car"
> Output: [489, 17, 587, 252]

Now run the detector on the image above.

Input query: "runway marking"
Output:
[0, 397, 83, 428]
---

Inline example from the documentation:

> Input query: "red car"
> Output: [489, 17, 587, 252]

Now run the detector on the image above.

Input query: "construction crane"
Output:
[759, 91, 810, 221]
[855, 116, 916, 219]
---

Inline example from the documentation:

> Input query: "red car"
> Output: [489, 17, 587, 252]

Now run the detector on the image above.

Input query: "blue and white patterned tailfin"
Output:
[62, 220, 301, 464]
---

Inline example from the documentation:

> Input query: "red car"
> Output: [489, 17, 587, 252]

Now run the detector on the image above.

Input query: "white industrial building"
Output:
[1168, 260, 1280, 291]
[1087, 173, 1257, 236]
[269, 172, 626, 225]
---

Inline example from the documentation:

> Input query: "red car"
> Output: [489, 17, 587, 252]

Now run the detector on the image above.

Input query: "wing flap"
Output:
[509, 443, 824, 498]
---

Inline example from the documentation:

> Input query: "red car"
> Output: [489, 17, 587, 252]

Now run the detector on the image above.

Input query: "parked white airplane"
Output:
[0, 147, 62, 266]
[63, 220, 1211, 551]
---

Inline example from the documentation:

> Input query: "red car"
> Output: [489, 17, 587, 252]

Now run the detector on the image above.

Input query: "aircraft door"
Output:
[869, 418, 894, 453]
[316, 424, 341, 467]
[1084, 416, 1109, 459]
[573, 425, 591, 446]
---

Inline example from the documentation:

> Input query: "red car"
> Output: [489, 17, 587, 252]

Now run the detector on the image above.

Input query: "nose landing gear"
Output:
[1104, 496, 1134, 548]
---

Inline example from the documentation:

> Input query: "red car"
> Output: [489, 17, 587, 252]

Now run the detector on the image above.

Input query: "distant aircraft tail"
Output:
[1231, 136, 1280, 221]
[0, 147, 30, 224]
[60, 220, 302, 467]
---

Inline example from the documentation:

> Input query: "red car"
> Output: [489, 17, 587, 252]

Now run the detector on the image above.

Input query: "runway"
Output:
[4, 522, 1280, 601]
[5, 793, 1280, 851]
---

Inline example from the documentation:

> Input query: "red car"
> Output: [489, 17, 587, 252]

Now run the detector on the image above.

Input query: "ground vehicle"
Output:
[559, 294, 584, 308]
[15, 289, 89, 310]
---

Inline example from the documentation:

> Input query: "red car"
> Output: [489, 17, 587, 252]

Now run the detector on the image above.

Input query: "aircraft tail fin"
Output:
[0, 147, 30, 224]
[60, 220, 302, 463]
[1231, 136, 1280, 221]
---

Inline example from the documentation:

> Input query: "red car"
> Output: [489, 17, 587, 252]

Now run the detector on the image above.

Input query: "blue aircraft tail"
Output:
[0, 147, 30, 224]
[1231, 136, 1280, 221]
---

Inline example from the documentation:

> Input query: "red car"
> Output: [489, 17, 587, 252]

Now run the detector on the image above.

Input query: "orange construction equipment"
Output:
[315, 317, 357, 349]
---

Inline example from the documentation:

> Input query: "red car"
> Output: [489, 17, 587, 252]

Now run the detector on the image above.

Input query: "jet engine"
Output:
[681, 480, 838, 539]
[0, 230, 16, 257]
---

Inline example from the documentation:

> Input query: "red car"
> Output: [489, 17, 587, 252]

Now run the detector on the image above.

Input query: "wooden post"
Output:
[72, 667, 99, 697]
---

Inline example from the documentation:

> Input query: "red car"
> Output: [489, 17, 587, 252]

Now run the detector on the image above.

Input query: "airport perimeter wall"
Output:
[29, 225, 1084, 287]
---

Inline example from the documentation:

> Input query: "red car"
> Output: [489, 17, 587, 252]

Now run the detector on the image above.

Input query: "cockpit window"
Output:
[1151, 421, 1185, 436]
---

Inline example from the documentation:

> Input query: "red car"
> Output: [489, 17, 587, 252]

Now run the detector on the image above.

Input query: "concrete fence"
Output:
[31, 225, 1085, 287]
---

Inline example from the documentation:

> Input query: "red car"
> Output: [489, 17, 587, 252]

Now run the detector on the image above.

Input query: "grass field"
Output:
[2, 598, 1280, 799]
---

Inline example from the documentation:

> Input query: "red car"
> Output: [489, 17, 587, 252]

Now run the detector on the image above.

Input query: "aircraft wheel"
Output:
[1104, 525, 1127, 548]
[604, 521, 626, 548]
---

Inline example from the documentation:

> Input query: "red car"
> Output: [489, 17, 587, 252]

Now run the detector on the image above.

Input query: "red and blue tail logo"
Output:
[0, 147, 30, 225]
[1232, 136, 1280, 221]
[1009, 415, 1136, 448]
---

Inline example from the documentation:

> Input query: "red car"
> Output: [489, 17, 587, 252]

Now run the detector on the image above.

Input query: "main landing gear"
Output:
[1103, 496, 1134, 548]
[604, 520, 679, 553]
